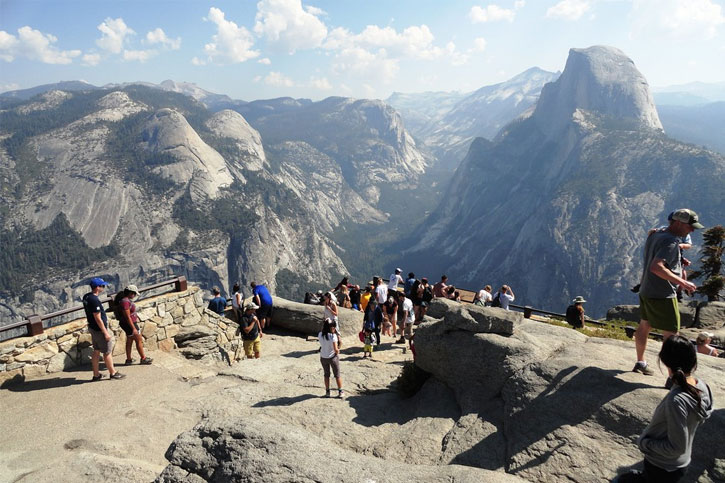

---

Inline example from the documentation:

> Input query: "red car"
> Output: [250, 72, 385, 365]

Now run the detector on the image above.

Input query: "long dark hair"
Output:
[113, 288, 134, 305]
[659, 335, 701, 405]
[321, 318, 337, 340]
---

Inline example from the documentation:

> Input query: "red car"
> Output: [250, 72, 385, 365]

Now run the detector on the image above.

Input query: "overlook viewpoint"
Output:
[1, 283, 723, 482]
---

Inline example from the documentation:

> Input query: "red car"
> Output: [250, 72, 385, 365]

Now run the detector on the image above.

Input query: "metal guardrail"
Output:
[0, 276, 188, 342]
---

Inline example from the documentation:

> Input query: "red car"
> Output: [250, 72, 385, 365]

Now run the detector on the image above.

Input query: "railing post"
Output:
[26, 315, 44, 336]
[175, 276, 187, 292]
[523, 306, 533, 319]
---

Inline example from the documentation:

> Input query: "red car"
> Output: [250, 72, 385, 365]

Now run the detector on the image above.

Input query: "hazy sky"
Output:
[1, 0, 724, 100]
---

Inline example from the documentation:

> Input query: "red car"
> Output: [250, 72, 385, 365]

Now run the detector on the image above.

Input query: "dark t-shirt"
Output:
[208, 296, 227, 315]
[349, 289, 361, 305]
[83, 292, 108, 331]
[253, 285, 273, 306]
[241, 314, 260, 340]
[566, 305, 584, 328]
[383, 299, 397, 315]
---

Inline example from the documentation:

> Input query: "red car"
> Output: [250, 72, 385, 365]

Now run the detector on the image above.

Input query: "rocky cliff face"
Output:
[403, 46, 725, 317]
[0, 85, 403, 324]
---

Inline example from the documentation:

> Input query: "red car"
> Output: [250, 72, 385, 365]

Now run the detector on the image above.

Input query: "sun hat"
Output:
[125, 284, 139, 294]
[572, 296, 587, 303]
[245, 302, 259, 310]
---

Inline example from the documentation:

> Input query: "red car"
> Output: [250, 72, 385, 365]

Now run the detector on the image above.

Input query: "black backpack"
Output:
[491, 293, 501, 308]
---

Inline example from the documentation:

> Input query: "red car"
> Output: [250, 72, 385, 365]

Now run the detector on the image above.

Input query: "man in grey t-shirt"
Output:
[633, 209, 702, 376]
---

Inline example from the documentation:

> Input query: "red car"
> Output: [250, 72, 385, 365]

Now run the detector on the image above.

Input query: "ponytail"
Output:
[659, 336, 701, 407]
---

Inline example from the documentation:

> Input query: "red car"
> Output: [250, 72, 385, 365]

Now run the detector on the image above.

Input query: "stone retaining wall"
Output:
[0, 286, 238, 386]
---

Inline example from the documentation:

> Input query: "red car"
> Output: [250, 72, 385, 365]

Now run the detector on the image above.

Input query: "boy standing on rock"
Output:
[633, 209, 701, 377]
[240, 302, 262, 359]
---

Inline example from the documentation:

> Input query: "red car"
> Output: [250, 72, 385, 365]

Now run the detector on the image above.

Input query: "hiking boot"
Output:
[140, 357, 153, 365]
[395, 337, 405, 344]
[125, 358, 135, 365]
[91, 374, 104, 382]
[632, 362, 654, 376]
[110, 372, 126, 380]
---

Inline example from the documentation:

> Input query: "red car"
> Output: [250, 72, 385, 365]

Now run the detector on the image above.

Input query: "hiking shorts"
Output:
[243, 335, 261, 357]
[364, 344, 374, 353]
[256, 304, 273, 319]
[639, 295, 680, 332]
[120, 320, 140, 336]
[320, 355, 340, 378]
[91, 329, 115, 355]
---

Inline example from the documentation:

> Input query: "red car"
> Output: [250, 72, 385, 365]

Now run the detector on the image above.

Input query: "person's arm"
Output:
[650, 258, 696, 292]
[94, 312, 111, 341]
[508, 288, 515, 301]
[334, 334, 341, 353]
[242, 317, 254, 334]
[330, 302, 338, 317]
[256, 316, 263, 337]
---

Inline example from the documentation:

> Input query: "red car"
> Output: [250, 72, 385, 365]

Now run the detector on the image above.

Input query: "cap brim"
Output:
[691, 222, 704, 229]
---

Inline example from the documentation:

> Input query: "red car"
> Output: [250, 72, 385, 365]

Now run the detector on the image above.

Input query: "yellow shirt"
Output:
[361, 292, 371, 312]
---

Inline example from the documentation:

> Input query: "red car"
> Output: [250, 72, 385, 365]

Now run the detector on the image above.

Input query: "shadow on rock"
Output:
[3, 375, 89, 391]
[252, 394, 318, 407]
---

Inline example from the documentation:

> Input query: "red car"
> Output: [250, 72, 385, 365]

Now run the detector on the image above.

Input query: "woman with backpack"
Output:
[619, 335, 713, 482]
[113, 285, 152, 365]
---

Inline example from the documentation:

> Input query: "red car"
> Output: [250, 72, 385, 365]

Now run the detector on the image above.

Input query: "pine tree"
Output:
[689, 225, 725, 301]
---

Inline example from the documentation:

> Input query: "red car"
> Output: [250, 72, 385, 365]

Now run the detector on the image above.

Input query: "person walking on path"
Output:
[83, 277, 125, 381]
[619, 335, 713, 483]
[240, 302, 263, 359]
[251, 281, 274, 329]
[113, 285, 152, 365]
[633, 209, 701, 377]
[207, 287, 226, 316]
[565, 296, 587, 329]
[318, 319, 344, 399]
[364, 299, 384, 347]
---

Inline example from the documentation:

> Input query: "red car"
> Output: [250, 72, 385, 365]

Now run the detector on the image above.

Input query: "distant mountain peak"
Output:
[533, 45, 663, 136]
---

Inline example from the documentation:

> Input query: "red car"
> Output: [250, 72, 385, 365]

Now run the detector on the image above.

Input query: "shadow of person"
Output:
[3, 375, 88, 391]
[252, 394, 317, 407]
[281, 349, 320, 358]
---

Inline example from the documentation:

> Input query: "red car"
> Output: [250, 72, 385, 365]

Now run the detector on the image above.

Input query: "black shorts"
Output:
[256, 304, 273, 319]
[120, 320, 140, 336]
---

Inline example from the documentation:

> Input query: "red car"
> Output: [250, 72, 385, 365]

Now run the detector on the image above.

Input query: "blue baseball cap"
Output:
[90, 277, 108, 288]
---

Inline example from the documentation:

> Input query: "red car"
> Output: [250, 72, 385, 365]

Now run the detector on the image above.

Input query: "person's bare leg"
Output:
[335, 376, 342, 390]
[635, 319, 651, 361]
[125, 337, 133, 361]
[134, 333, 147, 359]
[324, 376, 330, 390]
[104, 352, 117, 375]
[91, 350, 101, 377]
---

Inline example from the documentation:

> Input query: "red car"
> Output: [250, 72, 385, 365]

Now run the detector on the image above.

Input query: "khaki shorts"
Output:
[243, 335, 261, 357]
[639, 295, 680, 332]
[91, 329, 115, 355]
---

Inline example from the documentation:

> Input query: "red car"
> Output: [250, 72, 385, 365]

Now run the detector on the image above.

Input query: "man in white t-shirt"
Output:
[473, 285, 493, 306]
[396, 293, 415, 344]
[387, 268, 403, 297]
[375, 277, 388, 305]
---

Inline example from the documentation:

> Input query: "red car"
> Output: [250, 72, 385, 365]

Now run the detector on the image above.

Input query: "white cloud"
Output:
[325, 25, 445, 60]
[0, 26, 80, 64]
[123, 49, 155, 62]
[446, 42, 469, 66]
[309, 76, 332, 89]
[202, 7, 259, 64]
[146, 28, 181, 50]
[632, 0, 725, 39]
[264, 71, 294, 86]
[82, 53, 101, 66]
[96, 17, 134, 54]
[472, 37, 488, 53]
[546, 0, 591, 20]
[254, 0, 328, 53]
[258, 57, 272, 64]
[469, 5, 516, 23]
[330, 45, 399, 83]
[191, 56, 206, 66]
[514, 0, 526, 9]
[305, 5, 326, 16]
[0, 82, 19, 93]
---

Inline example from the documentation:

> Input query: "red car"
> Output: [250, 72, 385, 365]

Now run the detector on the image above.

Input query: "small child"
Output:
[382, 318, 393, 337]
[363, 328, 377, 359]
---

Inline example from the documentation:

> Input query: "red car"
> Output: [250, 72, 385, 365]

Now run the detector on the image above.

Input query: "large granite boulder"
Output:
[415, 301, 725, 481]
[174, 325, 223, 363]
[425, 297, 521, 335]
[271, 296, 361, 337]
[156, 415, 526, 483]
[696, 301, 725, 331]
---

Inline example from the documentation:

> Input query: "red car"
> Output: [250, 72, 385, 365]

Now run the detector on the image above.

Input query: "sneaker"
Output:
[324, 390, 331, 398]
[140, 357, 153, 365]
[632, 362, 654, 376]
[109, 372, 126, 380]
[125, 358, 135, 365]
[91, 374, 104, 381]
[395, 337, 405, 344]
[337, 390, 345, 399]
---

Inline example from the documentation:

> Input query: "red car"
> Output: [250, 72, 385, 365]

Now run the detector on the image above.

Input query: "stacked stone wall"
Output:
[0, 286, 238, 385]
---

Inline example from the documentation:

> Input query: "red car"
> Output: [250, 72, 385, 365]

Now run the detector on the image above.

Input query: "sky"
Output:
[1, 0, 724, 101]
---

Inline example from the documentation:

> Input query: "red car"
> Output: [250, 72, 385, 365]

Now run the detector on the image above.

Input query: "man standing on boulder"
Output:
[251, 281, 273, 329]
[633, 209, 701, 376]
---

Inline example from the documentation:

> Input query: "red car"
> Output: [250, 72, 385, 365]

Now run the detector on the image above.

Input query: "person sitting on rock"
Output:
[565, 296, 587, 329]
[492, 285, 515, 310]
[433, 275, 449, 298]
[319, 318, 344, 399]
[349, 285, 362, 311]
[240, 302, 263, 359]
[619, 335, 713, 483]
[695, 332, 719, 357]
[446, 285, 460, 302]
[113, 285, 152, 365]
[473, 285, 493, 306]
[207, 287, 226, 316]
